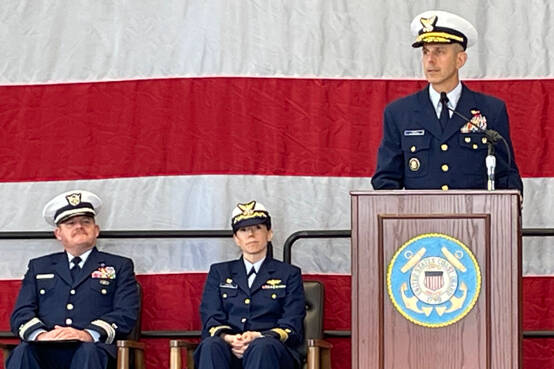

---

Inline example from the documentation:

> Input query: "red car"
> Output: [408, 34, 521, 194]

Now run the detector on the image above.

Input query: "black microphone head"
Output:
[440, 91, 449, 103]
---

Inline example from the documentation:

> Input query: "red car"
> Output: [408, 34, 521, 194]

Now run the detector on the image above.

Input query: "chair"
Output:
[0, 341, 16, 367]
[116, 282, 146, 369]
[0, 282, 145, 369]
[302, 280, 332, 369]
[169, 280, 332, 369]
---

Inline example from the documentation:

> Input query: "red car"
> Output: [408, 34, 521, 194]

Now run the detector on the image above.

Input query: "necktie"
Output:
[70, 256, 82, 282]
[439, 92, 450, 131]
[247, 267, 256, 288]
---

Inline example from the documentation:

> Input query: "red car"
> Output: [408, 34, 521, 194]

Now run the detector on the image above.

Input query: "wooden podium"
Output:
[351, 190, 521, 369]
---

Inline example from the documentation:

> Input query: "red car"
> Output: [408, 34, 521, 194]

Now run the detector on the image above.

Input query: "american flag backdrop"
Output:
[0, 1, 553, 368]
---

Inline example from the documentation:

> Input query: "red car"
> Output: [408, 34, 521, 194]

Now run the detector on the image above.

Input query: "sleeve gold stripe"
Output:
[91, 319, 116, 344]
[19, 317, 43, 340]
[270, 328, 289, 342]
[209, 325, 231, 337]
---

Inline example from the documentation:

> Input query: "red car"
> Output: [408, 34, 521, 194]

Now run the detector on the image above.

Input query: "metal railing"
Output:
[0, 230, 233, 240]
[282, 228, 554, 264]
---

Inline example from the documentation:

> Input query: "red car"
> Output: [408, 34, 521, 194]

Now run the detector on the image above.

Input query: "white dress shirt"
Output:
[243, 257, 265, 288]
[429, 82, 462, 119]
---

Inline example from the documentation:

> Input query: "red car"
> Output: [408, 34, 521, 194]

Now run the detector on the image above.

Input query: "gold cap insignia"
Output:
[65, 193, 82, 206]
[420, 15, 437, 32]
[238, 201, 256, 216]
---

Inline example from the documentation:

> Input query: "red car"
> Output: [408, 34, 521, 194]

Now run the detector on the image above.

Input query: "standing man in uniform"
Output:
[194, 201, 305, 369]
[371, 10, 523, 192]
[7, 190, 139, 369]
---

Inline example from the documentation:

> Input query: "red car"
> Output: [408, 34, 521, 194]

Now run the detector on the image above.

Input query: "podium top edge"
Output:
[350, 189, 521, 196]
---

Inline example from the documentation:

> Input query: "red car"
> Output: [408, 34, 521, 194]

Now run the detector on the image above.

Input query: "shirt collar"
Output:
[429, 82, 462, 117]
[243, 256, 265, 274]
[66, 248, 93, 268]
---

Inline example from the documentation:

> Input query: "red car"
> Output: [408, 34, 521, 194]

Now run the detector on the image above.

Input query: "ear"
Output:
[456, 51, 467, 69]
[54, 227, 62, 241]
[94, 224, 100, 238]
[267, 229, 273, 242]
[233, 233, 241, 247]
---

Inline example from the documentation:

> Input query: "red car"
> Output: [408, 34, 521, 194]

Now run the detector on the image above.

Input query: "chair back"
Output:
[127, 282, 143, 341]
[300, 280, 324, 360]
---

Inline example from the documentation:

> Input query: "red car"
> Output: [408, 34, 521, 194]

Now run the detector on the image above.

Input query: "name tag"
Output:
[36, 274, 55, 279]
[219, 283, 238, 289]
[404, 129, 425, 136]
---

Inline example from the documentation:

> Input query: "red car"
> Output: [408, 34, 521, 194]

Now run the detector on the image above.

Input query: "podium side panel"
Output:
[352, 194, 401, 369]
[484, 194, 521, 369]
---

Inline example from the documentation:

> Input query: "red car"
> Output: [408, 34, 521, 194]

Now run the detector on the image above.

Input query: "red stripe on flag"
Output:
[0, 78, 552, 182]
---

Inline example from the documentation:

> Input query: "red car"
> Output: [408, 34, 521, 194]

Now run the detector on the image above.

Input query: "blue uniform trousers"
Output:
[6, 341, 113, 369]
[194, 336, 298, 369]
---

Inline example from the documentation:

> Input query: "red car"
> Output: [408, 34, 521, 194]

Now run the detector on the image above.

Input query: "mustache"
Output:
[71, 229, 88, 236]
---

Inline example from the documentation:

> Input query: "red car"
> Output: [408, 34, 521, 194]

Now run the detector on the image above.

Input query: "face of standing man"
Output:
[422, 43, 467, 93]
[410, 10, 477, 93]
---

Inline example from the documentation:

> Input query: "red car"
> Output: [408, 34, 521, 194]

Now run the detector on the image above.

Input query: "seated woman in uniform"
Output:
[194, 201, 306, 369]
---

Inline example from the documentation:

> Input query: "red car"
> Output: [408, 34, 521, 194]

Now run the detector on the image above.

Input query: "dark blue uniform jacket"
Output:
[199, 256, 306, 364]
[371, 84, 523, 192]
[10, 247, 139, 357]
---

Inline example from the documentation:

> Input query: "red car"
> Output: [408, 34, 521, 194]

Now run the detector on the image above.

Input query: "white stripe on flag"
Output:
[0, 175, 551, 279]
[1, 1, 553, 85]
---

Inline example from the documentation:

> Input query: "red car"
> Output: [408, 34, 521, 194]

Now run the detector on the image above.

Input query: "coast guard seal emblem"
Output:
[387, 233, 481, 328]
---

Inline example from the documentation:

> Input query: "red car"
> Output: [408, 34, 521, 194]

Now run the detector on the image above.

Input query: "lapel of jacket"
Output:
[442, 83, 477, 140]
[53, 252, 72, 286]
[250, 257, 277, 293]
[229, 258, 250, 295]
[75, 247, 100, 287]
[414, 86, 443, 139]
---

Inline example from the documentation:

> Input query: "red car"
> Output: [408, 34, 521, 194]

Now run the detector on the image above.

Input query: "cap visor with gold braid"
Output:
[410, 10, 477, 50]
[231, 200, 271, 233]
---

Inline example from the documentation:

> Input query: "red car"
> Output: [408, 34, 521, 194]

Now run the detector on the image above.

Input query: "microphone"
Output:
[440, 92, 511, 191]
[440, 92, 503, 143]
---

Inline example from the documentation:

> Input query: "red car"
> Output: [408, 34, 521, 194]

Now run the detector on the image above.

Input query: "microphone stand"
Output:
[486, 143, 496, 191]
